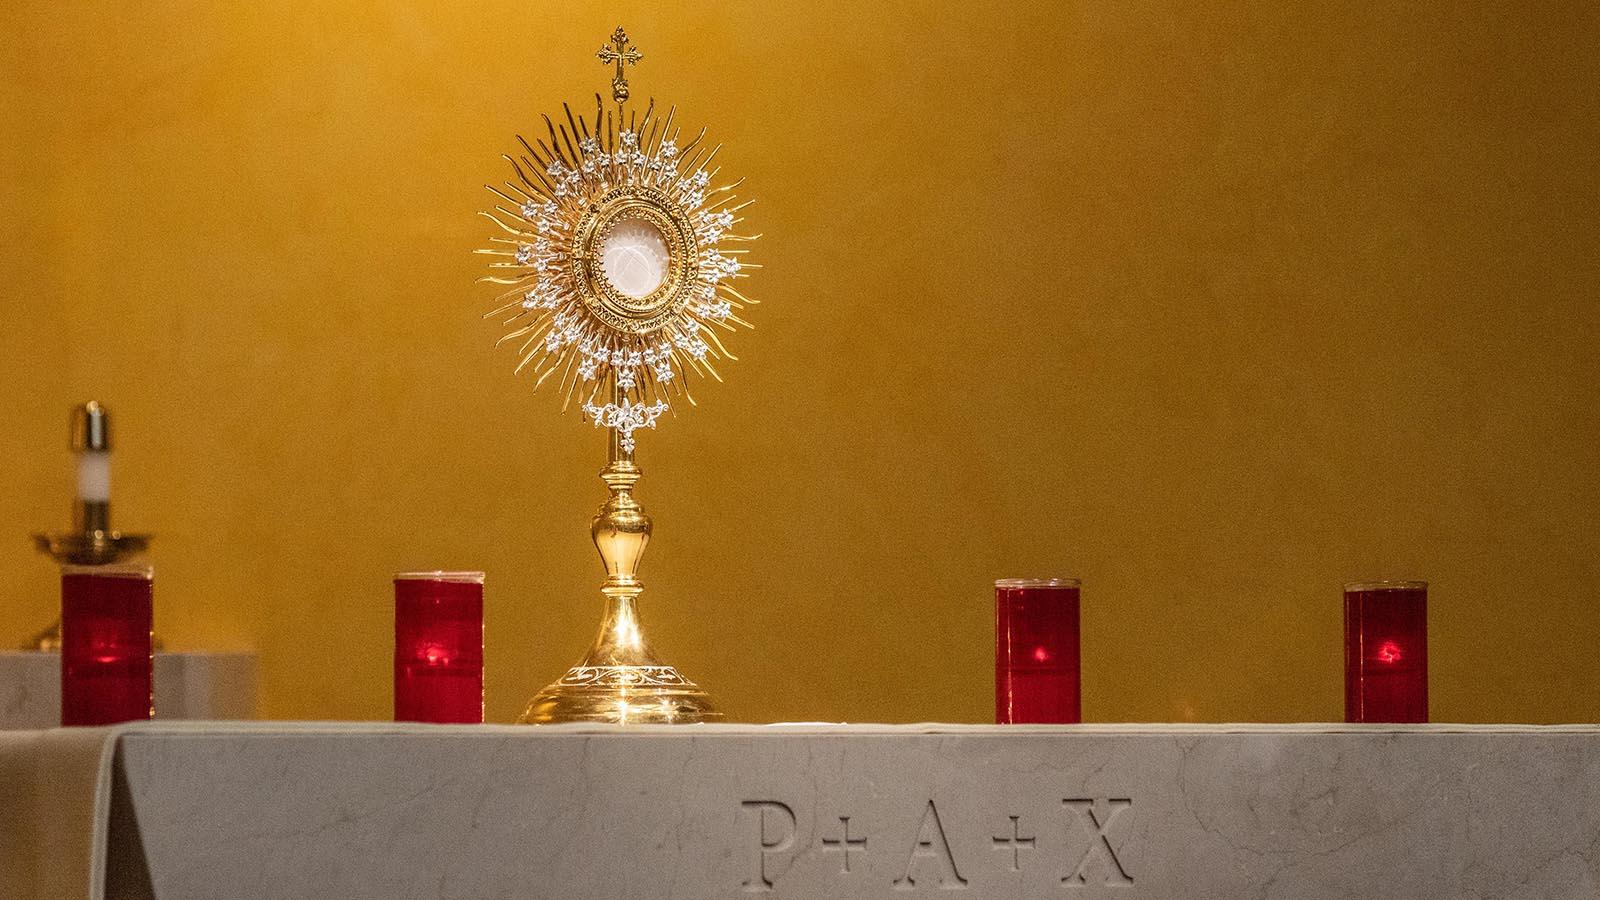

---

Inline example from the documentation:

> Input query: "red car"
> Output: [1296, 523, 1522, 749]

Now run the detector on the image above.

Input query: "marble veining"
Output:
[105, 726, 1600, 899]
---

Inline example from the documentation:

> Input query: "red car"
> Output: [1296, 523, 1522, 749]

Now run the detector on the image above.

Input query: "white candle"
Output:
[77, 449, 111, 502]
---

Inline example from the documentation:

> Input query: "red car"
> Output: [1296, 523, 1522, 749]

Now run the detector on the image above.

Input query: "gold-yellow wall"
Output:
[2, 2, 1597, 724]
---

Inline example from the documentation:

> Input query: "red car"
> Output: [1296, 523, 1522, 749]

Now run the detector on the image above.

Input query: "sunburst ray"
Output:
[480, 93, 758, 450]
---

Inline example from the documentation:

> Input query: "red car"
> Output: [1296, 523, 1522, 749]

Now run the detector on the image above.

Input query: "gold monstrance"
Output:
[478, 29, 758, 723]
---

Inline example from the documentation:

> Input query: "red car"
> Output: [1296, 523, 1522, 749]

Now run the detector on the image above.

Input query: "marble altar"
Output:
[3, 722, 1599, 899]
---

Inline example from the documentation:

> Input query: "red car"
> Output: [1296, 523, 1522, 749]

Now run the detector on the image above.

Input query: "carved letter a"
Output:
[892, 800, 969, 891]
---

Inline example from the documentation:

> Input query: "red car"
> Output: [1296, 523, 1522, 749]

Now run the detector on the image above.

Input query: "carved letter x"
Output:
[1063, 798, 1133, 886]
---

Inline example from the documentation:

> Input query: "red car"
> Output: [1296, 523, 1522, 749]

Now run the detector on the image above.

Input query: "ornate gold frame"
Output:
[572, 186, 701, 334]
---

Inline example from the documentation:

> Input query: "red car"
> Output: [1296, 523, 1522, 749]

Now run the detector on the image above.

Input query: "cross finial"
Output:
[596, 26, 642, 105]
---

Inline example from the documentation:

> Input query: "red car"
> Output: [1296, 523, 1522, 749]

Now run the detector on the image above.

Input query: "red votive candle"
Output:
[1344, 580, 1428, 723]
[394, 571, 484, 724]
[995, 577, 1081, 724]
[60, 564, 154, 726]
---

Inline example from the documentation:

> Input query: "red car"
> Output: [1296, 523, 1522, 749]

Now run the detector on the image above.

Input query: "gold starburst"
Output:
[477, 44, 759, 448]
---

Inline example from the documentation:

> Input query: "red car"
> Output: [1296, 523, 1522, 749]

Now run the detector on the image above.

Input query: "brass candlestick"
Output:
[518, 394, 717, 723]
[480, 28, 758, 723]
[26, 401, 152, 651]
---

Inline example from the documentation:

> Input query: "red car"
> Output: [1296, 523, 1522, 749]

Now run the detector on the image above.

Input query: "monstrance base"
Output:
[518, 665, 721, 724]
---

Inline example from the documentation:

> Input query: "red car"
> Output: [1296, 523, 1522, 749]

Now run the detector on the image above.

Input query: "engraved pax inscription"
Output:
[737, 796, 1135, 892]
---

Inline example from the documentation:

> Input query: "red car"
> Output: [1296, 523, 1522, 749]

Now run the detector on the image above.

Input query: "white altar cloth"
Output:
[3, 722, 1599, 900]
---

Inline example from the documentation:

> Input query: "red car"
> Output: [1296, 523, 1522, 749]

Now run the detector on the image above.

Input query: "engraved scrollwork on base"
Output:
[557, 665, 696, 687]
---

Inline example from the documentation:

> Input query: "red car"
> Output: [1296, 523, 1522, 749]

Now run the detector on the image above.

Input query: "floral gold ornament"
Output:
[477, 28, 759, 724]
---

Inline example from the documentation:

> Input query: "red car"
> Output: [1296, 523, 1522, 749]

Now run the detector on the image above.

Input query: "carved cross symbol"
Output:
[596, 26, 642, 104]
[991, 815, 1037, 871]
[820, 816, 867, 873]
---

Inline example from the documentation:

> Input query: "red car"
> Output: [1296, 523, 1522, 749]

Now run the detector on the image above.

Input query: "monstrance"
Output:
[478, 28, 758, 724]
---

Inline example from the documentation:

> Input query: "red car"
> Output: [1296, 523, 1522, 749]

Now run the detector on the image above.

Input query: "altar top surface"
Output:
[43, 718, 1600, 738]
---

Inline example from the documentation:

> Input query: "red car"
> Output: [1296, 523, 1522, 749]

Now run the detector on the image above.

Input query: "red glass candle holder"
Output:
[995, 577, 1082, 724]
[60, 563, 154, 726]
[394, 571, 484, 724]
[1344, 580, 1428, 723]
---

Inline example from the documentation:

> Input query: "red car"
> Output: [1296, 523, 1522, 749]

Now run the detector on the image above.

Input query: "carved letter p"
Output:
[741, 800, 798, 892]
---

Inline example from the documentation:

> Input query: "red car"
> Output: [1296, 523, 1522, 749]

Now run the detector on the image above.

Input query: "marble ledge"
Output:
[0, 650, 258, 730]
